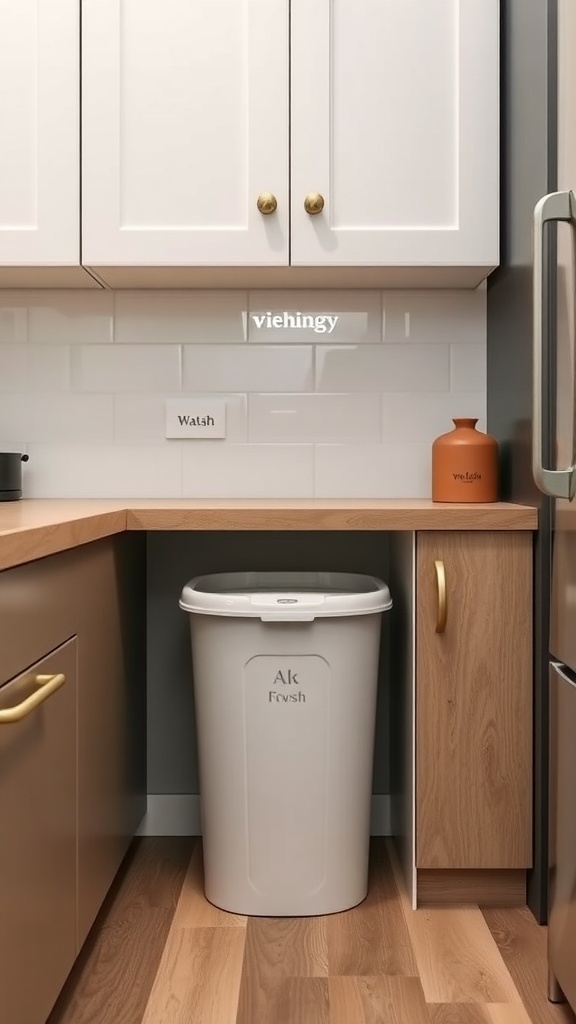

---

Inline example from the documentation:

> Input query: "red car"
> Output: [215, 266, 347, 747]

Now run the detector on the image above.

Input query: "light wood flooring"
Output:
[47, 838, 575, 1024]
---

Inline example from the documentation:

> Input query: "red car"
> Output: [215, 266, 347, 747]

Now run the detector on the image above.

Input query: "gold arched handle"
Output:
[257, 192, 277, 215]
[434, 560, 447, 634]
[0, 673, 66, 724]
[304, 192, 325, 215]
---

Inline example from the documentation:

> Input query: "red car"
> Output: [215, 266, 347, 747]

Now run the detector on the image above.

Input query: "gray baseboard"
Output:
[137, 793, 393, 837]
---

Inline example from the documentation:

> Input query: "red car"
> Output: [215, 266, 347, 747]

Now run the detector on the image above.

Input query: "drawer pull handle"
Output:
[434, 560, 447, 634]
[0, 673, 66, 724]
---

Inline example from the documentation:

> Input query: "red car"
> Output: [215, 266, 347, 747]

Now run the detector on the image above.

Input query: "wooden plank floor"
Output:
[48, 839, 575, 1024]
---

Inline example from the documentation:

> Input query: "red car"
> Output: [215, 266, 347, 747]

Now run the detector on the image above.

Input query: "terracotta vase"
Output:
[432, 418, 498, 502]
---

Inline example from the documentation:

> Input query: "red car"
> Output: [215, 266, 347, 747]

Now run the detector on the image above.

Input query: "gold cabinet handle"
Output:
[257, 192, 277, 215]
[304, 192, 325, 215]
[0, 673, 66, 724]
[434, 560, 447, 634]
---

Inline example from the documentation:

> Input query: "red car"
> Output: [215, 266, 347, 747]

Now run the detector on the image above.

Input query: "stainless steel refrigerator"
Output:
[488, 0, 576, 1010]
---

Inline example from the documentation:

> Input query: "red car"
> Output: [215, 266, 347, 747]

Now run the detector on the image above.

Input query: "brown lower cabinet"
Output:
[0, 535, 146, 1023]
[0, 639, 77, 1024]
[0, 526, 535, 1018]
[416, 531, 533, 871]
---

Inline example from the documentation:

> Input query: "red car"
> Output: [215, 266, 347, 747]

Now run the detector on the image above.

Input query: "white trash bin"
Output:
[179, 571, 392, 916]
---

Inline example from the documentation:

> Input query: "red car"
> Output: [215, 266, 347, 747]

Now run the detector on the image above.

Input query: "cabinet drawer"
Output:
[0, 638, 77, 1024]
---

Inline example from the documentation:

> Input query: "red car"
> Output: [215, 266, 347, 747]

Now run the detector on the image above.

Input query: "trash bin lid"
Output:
[179, 571, 392, 619]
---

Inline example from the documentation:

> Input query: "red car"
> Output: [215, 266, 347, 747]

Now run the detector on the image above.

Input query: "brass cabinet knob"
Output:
[257, 192, 277, 215]
[304, 192, 325, 215]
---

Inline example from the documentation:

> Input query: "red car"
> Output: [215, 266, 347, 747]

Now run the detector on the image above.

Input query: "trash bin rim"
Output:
[179, 570, 392, 618]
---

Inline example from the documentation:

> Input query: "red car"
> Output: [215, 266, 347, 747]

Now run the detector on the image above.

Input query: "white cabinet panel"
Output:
[0, 0, 79, 265]
[82, 0, 289, 266]
[290, 0, 498, 268]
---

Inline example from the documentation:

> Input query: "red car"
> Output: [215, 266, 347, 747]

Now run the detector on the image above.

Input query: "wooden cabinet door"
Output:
[82, 0, 289, 267]
[0, 0, 79, 266]
[0, 639, 77, 1024]
[290, 0, 498, 270]
[416, 532, 532, 869]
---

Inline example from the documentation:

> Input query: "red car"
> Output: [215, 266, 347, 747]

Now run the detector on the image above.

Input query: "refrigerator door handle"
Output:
[533, 190, 576, 499]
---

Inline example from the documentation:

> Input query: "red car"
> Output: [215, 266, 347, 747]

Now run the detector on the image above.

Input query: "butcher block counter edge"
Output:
[0, 499, 538, 572]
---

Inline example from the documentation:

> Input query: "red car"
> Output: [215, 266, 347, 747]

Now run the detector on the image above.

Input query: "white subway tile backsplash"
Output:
[0, 394, 25, 442]
[71, 345, 181, 393]
[114, 393, 248, 442]
[27, 290, 114, 344]
[315, 443, 431, 498]
[0, 288, 488, 499]
[183, 345, 314, 393]
[248, 290, 382, 343]
[249, 393, 382, 444]
[0, 294, 28, 342]
[382, 289, 486, 344]
[181, 443, 314, 498]
[0, 394, 114, 443]
[450, 344, 487, 392]
[316, 344, 450, 393]
[0, 345, 70, 392]
[0, 442, 28, 458]
[25, 444, 182, 498]
[381, 393, 486, 443]
[115, 290, 248, 343]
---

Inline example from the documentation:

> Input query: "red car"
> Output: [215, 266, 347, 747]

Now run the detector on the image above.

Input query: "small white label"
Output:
[165, 399, 226, 438]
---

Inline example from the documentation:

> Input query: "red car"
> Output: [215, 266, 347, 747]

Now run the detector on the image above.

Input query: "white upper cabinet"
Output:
[0, 0, 495, 284]
[290, 0, 499, 269]
[0, 0, 80, 269]
[82, 0, 498, 282]
[81, 0, 289, 267]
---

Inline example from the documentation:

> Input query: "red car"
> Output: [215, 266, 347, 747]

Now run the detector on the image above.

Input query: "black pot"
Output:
[0, 453, 29, 501]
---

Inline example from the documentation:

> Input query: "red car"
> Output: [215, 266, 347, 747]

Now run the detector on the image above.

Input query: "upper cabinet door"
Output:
[290, 0, 499, 269]
[82, 0, 289, 267]
[0, 0, 79, 265]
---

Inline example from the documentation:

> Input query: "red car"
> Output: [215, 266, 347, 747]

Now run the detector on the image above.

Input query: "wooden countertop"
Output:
[0, 499, 538, 572]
